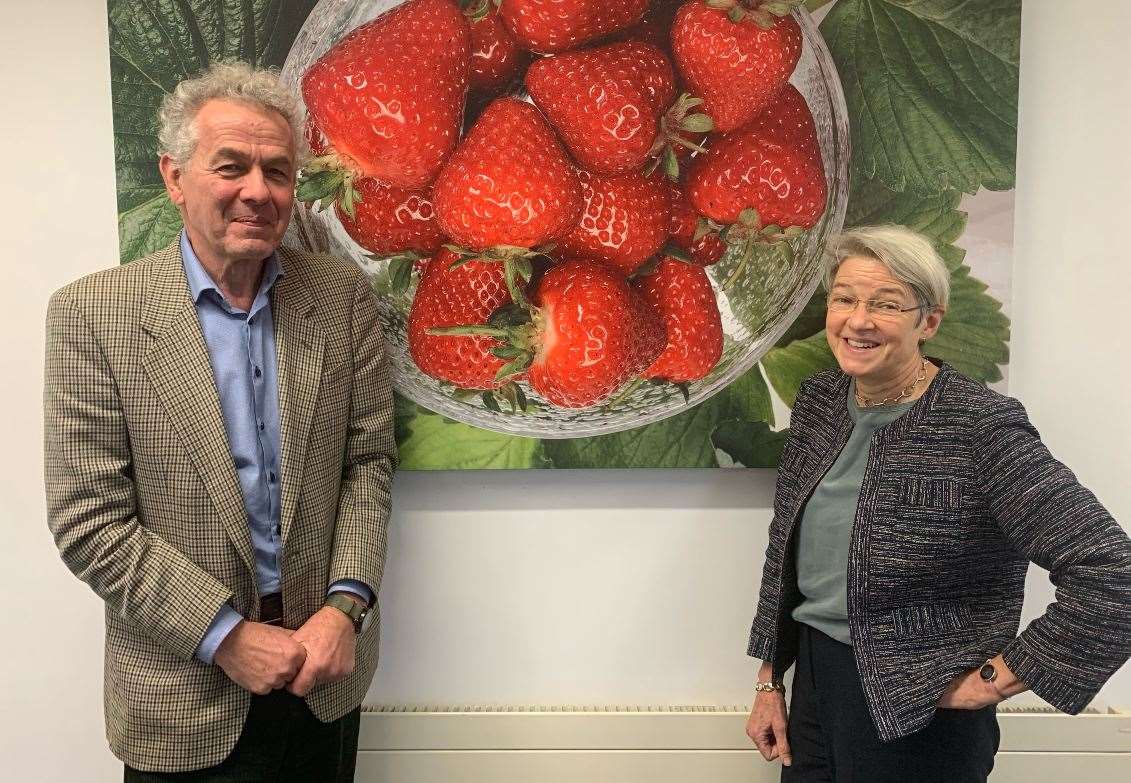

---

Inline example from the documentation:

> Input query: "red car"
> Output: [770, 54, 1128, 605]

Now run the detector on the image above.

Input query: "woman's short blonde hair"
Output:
[157, 61, 305, 166]
[823, 224, 951, 310]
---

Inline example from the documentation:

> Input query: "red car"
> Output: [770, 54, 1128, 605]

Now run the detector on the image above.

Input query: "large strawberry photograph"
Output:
[108, 0, 1018, 469]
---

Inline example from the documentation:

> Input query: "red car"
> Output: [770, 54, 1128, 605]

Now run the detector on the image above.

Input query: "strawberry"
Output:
[633, 257, 723, 382]
[408, 250, 515, 389]
[668, 181, 726, 266]
[526, 41, 697, 176]
[526, 260, 665, 407]
[686, 87, 826, 230]
[335, 177, 444, 257]
[301, 0, 470, 190]
[430, 259, 665, 406]
[432, 97, 582, 251]
[671, 0, 803, 133]
[498, 0, 648, 54]
[464, 0, 529, 94]
[556, 170, 672, 274]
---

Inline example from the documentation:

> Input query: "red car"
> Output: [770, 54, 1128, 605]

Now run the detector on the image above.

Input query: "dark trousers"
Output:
[124, 691, 361, 782]
[782, 624, 999, 783]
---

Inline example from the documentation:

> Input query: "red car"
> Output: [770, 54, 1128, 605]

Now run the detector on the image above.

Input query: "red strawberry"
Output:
[498, 0, 648, 54]
[525, 41, 677, 175]
[746, 83, 821, 157]
[668, 182, 726, 266]
[432, 98, 583, 250]
[671, 1, 803, 133]
[633, 257, 723, 382]
[336, 177, 444, 257]
[301, 0, 470, 189]
[686, 97, 826, 231]
[465, 1, 529, 94]
[556, 170, 672, 274]
[408, 250, 514, 389]
[527, 260, 665, 407]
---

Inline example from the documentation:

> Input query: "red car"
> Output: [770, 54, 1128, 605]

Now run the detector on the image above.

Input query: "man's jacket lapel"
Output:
[140, 242, 257, 577]
[273, 246, 326, 548]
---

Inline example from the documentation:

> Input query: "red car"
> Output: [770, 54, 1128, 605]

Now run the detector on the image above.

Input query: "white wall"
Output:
[1, 2, 1127, 780]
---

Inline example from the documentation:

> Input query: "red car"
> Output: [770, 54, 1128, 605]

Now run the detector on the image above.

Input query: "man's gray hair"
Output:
[822, 224, 951, 310]
[158, 61, 305, 166]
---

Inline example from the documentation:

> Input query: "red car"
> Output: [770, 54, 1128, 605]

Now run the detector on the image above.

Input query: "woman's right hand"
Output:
[746, 689, 792, 766]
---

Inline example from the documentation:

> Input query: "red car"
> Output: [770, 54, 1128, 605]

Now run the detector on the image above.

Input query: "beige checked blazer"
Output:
[44, 240, 398, 772]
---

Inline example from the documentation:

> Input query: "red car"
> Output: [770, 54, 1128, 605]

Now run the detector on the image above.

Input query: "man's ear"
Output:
[158, 154, 185, 207]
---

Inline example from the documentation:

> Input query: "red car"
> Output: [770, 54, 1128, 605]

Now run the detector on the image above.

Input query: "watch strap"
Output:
[324, 593, 366, 634]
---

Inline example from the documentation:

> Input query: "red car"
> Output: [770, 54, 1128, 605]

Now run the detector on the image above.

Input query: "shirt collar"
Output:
[180, 230, 283, 312]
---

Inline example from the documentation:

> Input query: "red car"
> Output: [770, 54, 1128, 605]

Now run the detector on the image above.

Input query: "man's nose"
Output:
[241, 168, 270, 203]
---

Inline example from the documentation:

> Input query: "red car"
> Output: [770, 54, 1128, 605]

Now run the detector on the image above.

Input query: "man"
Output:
[44, 62, 397, 779]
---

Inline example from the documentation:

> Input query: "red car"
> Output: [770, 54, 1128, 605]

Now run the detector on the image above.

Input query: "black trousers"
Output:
[782, 624, 999, 783]
[124, 691, 361, 782]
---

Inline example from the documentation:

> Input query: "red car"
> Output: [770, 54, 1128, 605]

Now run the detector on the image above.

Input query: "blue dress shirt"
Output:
[180, 233, 371, 664]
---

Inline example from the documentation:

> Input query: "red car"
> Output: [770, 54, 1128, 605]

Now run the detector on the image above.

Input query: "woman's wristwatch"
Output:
[755, 681, 785, 694]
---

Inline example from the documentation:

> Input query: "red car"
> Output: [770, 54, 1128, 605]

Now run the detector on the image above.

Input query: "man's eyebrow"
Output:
[209, 147, 293, 168]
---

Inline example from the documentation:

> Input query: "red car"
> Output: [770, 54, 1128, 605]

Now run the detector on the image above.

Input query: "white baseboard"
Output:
[356, 704, 1131, 782]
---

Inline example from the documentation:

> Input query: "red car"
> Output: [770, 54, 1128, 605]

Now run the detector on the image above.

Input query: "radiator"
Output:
[356, 701, 1131, 781]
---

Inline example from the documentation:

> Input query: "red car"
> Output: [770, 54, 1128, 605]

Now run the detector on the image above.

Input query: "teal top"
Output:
[790, 384, 915, 645]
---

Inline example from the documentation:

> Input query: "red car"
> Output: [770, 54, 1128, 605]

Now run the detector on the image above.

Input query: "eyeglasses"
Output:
[826, 294, 931, 319]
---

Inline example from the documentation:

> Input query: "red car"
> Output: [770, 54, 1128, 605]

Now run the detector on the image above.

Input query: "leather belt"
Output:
[260, 592, 283, 625]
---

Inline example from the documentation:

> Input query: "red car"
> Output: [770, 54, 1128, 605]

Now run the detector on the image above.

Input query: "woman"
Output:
[745, 225, 1131, 782]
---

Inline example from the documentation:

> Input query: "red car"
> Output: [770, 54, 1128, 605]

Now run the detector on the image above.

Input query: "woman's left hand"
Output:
[935, 667, 1004, 710]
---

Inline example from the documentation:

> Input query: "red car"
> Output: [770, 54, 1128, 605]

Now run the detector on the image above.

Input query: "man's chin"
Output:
[225, 236, 281, 262]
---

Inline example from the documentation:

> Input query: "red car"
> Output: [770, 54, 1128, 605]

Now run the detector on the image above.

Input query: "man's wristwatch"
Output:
[324, 593, 369, 634]
[979, 660, 998, 684]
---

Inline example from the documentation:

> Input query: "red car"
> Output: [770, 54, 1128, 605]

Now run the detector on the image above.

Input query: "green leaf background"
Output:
[108, 0, 1018, 470]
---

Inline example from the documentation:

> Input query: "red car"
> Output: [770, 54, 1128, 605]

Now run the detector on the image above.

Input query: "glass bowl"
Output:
[281, 0, 849, 439]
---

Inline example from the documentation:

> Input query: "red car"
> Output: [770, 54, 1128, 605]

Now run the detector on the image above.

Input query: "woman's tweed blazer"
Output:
[747, 361, 1131, 742]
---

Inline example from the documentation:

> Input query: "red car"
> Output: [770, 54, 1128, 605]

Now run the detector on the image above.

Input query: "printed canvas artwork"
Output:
[108, 0, 1019, 469]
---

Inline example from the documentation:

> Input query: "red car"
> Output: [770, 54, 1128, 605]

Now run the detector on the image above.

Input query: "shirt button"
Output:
[254, 367, 262, 378]
[269, 472, 277, 483]
[258, 421, 265, 431]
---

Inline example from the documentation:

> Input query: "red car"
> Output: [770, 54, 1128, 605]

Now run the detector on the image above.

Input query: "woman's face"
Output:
[825, 256, 943, 386]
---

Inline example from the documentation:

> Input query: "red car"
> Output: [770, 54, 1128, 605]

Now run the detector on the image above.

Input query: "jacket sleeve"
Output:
[43, 291, 234, 661]
[975, 396, 1131, 713]
[327, 271, 399, 595]
[747, 379, 812, 661]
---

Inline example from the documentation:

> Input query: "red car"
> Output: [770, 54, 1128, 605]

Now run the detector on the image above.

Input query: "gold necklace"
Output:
[855, 359, 927, 408]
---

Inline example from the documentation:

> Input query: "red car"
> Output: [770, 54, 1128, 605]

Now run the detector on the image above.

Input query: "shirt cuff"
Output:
[195, 604, 243, 665]
[328, 579, 373, 607]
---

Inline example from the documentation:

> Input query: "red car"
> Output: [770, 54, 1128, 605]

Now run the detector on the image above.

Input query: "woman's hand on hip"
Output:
[936, 667, 1004, 710]
[746, 691, 792, 766]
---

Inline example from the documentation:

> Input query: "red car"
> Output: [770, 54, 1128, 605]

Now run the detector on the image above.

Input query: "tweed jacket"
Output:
[748, 362, 1131, 742]
[44, 241, 398, 772]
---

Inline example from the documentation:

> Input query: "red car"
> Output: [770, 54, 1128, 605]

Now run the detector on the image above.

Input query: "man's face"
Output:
[159, 99, 295, 267]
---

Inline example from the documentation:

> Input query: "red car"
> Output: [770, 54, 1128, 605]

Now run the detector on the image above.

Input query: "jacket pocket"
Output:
[898, 477, 965, 510]
[891, 602, 974, 637]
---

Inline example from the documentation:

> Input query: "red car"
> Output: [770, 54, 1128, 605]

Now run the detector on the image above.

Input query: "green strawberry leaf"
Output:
[544, 400, 723, 468]
[396, 404, 549, 470]
[927, 263, 1010, 382]
[820, 0, 1020, 196]
[760, 331, 837, 408]
[712, 420, 789, 468]
[714, 364, 775, 427]
[845, 174, 968, 271]
[109, 0, 318, 263]
[773, 288, 827, 347]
